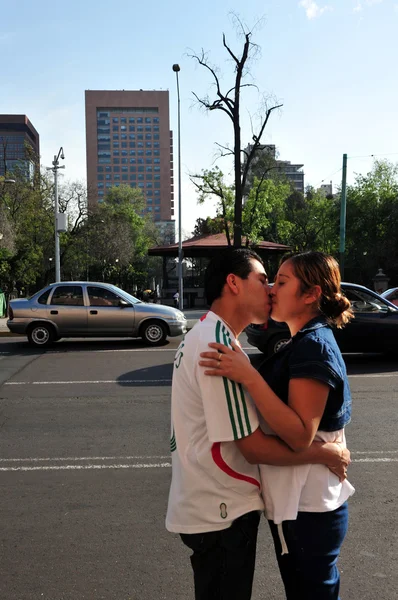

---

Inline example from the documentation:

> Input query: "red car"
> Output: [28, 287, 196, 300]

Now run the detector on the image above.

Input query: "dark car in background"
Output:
[7, 282, 187, 348]
[246, 282, 398, 357]
[381, 287, 398, 307]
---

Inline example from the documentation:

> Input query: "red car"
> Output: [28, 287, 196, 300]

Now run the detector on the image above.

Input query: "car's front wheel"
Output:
[27, 323, 55, 348]
[140, 320, 167, 345]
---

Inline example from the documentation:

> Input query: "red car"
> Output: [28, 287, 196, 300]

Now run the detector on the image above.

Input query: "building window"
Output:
[154, 174, 160, 180]
[154, 143, 160, 149]
[154, 197, 161, 204]
[154, 166, 160, 171]
[113, 158, 120, 164]
[113, 118, 119, 123]
[147, 198, 153, 204]
[113, 150, 119, 157]
[154, 158, 160, 164]
[138, 183, 144, 188]
[121, 125, 126, 131]
[113, 166, 120, 172]
[138, 174, 144, 181]
[114, 174, 120, 180]
[137, 117, 143, 124]
[146, 158, 152, 165]
[137, 134, 144, 141]
[137, 126, 143, 132]
[113, 134, 119, 140]
[145, 117, 151, 123]
[97, 111, 110, 118]
[138, 159, 144, 165]
[113, 126, 118, 132]
[106, 182, 112, 188]
[121, 134, 127, 140]
[138, 150, 144, 156]
[106, 174, 111, 180]
[145, 134, 152, 140]
[121, 118, 126, 124]
[145, 150, 152, 156]
[97, 119, 110, 126]
[154, 182, 160, 188]
[122, 174, 128, 181]
[130, 173, 136, 180]
[97, 166, 104, 173]
[113, 143, 119, 148]
[121, 158, 128, 164]
[137, 142, 144, 148]
[154, 206, 160, 212]
[154, 190, 160, 196]
[98, 158, 111, 164]
[98, 174, 104, 181]
[146, 166, 153, 172]
[153, 126, 159, 132]
[105, 166, 111, 172]
[153, 117, 159, 123]
[97, 127, 110, 134]
[138, 166, 144, 172]
[129, 126, 135, 132]
[122, 166, 128, 172]
[130, 158, 136, 164]
[153, 134, 160, 140]
[97, 135, 110, 142]
[129, 118, 135, 124]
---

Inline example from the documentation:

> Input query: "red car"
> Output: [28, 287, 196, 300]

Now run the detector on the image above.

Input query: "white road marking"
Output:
[5, 379, 172, 385]
[0, 454, 396, 472]
[0, 463, 171, 472]
[352, 450, 398, 454]
[349, 372, 398, 378]
[0, 455, 170, 462]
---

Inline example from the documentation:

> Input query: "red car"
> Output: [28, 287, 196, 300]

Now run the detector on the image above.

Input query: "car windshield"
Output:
[107, 284, 142, 304]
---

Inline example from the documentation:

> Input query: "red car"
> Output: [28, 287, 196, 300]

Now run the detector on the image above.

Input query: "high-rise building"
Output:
[0, 114, 40, 179]
[244, 144, 305, 193]
[85, 90, 174, 224]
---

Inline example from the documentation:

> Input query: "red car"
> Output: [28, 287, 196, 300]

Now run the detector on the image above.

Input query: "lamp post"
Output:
[172, 64, 183, 311]
[47, 148, 65, 282]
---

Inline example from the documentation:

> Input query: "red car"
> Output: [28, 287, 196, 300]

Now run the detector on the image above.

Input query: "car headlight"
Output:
[175, 311, 185, 321]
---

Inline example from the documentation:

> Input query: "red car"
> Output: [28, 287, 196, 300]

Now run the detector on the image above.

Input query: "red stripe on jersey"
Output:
[200, 312, 208, 321]
[211, 442, 261, 489]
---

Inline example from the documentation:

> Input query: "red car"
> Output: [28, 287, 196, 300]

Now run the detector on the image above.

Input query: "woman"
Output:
[199, 251, 355, 600]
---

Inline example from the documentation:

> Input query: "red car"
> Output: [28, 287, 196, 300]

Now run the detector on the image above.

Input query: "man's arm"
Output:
[236, 427, 349, 479]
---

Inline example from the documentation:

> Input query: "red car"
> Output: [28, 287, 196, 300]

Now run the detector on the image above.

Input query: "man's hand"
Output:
[322, 442, 351, 481]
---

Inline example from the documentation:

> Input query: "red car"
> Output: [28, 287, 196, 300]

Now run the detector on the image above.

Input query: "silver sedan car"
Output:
[7, 282, 187, 347]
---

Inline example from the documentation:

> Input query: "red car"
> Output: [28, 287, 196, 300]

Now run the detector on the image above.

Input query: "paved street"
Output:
[0, 334, 397, 600]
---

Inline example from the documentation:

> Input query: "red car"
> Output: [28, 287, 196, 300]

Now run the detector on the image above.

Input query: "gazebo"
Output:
[148, 233, 291, 308]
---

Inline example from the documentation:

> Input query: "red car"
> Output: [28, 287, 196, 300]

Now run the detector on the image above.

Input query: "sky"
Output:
[1, 0, 397, 236]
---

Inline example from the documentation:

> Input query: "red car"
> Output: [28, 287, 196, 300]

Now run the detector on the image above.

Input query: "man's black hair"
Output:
[204, 248, 264, 306]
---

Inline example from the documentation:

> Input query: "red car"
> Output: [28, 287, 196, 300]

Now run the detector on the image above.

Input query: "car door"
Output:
[86, 285, 135, 334]
[335, 287, 397, 352]
[46, 285, 88, 334]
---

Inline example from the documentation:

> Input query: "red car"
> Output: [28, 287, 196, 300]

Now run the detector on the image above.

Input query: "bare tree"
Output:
[189, 17, 282, 246]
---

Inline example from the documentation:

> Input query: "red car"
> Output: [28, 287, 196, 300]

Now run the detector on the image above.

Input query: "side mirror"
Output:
[119, 300, 130, 308]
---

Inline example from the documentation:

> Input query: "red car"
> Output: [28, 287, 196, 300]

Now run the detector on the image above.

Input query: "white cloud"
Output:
[353, 1, 362, 12]
[299, 0, 332, 19]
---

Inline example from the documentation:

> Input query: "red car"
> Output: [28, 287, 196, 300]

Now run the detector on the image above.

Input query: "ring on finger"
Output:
[217, 352, 223, 362]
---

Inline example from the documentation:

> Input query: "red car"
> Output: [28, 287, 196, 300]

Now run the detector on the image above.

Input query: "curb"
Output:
[0, 331, 20, 337]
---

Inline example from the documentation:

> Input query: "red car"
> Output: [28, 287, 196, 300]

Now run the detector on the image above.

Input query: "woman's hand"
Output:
[199, 342, 259, 386]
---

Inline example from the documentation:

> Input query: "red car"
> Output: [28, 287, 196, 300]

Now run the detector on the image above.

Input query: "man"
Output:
[166, 248, 349, 600]
[173, 291, 179, 308]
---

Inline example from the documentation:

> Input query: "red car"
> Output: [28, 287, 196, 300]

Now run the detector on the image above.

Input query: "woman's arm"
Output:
[199, 342, 329, 451]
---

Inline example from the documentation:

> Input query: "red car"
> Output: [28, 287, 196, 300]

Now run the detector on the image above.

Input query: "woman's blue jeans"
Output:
[268, 502, 349, 600]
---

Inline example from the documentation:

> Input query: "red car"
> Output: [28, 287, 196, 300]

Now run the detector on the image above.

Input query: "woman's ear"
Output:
[304, 284, 322, 305]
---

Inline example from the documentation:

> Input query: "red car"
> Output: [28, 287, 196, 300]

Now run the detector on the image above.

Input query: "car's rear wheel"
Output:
[27, 323, 55, 348]
[140, 320, 167, 345]
[266, 333, 291, 357]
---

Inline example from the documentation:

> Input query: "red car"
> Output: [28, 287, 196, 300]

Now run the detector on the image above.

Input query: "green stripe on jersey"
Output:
[222, 325, 245, 438]
[216, 321, 238, 439]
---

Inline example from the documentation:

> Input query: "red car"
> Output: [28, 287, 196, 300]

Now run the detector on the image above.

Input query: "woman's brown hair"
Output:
[280, 251, 354, 328]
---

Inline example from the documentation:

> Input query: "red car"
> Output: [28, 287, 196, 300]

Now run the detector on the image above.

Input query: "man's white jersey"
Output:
[166, 311, 264, 534]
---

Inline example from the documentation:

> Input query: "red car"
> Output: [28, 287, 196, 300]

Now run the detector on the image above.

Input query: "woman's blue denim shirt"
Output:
[258, 315, 351, 432]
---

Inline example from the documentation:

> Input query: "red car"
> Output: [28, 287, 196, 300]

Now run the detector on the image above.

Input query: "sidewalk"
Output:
[0, 317, 14, 337]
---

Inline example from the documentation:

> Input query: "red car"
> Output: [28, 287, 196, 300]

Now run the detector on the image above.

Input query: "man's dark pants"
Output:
[180, 511, 260, 600]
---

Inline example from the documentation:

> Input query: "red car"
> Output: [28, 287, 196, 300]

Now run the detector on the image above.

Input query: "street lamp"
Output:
[172, 63, 183, 311]
[47, 148, 65, 282]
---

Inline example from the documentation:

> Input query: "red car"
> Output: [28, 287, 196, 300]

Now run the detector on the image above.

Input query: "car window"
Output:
[37, 289, 51, 305]
[88, 286, 121, 307]
[50, 286, 84, 306]
[344, 289, 388, 313]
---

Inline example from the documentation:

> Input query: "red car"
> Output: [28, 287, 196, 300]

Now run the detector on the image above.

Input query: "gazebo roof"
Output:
[148, 233, 291, 257]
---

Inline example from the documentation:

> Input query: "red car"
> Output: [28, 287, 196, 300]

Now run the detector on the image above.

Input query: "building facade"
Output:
[0, 114, 40, 179]
[244, 144, 305, 193]
[85, 90, 174, 224]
